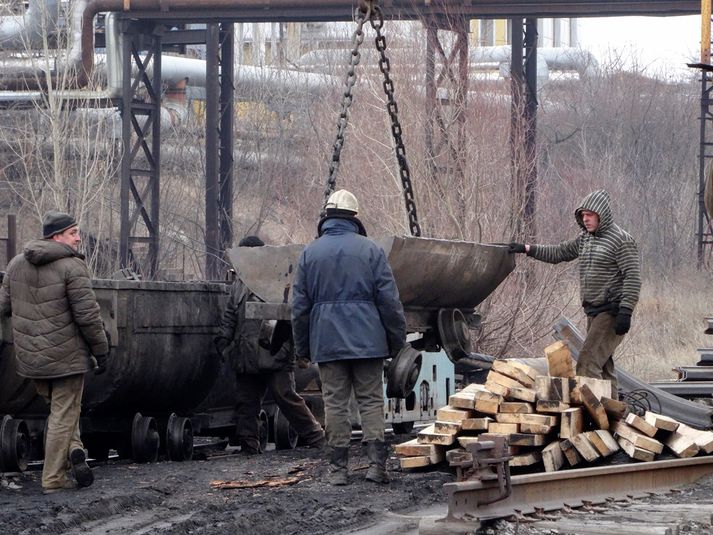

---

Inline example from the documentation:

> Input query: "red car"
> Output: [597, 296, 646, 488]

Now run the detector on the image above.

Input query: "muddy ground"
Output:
[4, 437, 713, 535]
[0, 435, 453, 535]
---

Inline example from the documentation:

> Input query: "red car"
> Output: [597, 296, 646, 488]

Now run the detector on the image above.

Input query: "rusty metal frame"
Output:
[695, 65, 713, 268]
[442, 456, 713, 529]
[509, 17, 538, 241]
[424, 15, 469, 228]
[119, 20, 163, 278]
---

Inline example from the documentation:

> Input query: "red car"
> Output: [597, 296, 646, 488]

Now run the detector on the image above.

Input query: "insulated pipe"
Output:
[0, 0, 60, 50]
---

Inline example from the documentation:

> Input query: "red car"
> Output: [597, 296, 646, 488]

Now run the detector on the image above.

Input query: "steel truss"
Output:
[509, 18, 538, 242]
[120, 21, 162, 278]
[424, 15, 470, 231]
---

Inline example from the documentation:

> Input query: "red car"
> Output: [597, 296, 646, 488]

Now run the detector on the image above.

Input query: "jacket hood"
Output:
[23, 239, 80, 266]
[575, 189, 613, 234]
[317, 214, 367, 237]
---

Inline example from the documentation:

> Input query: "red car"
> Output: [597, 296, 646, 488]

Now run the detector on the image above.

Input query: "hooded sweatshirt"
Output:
[528, 190, 641, 313]
[0, 239, 108, 379]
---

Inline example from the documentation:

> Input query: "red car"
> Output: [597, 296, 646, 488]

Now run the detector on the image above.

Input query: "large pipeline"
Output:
[0, 0, 60, 50]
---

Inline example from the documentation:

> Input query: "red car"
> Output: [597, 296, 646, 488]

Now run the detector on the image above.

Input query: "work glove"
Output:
[214, 336, 229, 356]
[296, 356, 311, 369]
[93, 353, 109, 375]
[614, 308, 632, 336]
[508, 242, 527, 254]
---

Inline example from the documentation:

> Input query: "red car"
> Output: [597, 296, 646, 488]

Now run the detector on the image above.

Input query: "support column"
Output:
[219, 23, 235, 259]
[205, 23, 221, 279]
[119, 20, 162, 278]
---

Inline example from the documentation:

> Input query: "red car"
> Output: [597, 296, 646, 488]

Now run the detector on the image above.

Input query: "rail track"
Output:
[423, 456, 713, 533]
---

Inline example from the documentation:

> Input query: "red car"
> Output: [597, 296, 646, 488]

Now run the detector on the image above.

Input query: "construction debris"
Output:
[396, 344, 713, 472]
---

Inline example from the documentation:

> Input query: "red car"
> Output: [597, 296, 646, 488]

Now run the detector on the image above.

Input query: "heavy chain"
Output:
[370, 5, 420, 237]
[322, 3, 370, 214]
[323, 1, 422, 237]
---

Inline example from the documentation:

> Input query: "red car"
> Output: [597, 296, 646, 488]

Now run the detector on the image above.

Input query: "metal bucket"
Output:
[227, 236, 514, 310]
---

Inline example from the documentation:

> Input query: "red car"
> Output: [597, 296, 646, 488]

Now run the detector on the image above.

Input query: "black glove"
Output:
[508, 242, 527, 254]
[94, 353, 108, 375]
[614, 308, 632, 335]
[214, 336, 229, 355]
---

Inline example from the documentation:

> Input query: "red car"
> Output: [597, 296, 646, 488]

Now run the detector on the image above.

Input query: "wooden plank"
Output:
[560, 407, 584, 440]
[625, 413, 658, 437]
[474, 398, 500, 415]
[491, 359, 534, 387]
[535, 376, 570, 403]
[499, 402, 534, 414]
[588, 430, 619, 457]
[488, 422, 519, 434]
[574, 376, 612, 401]
[663, 431, 699, 458]
[520, 423, 556, 435]
[536, 400, 570, 413]
[545, 340, 575, 378]
[436, 406, 472, 423]
[676, 423, 713, 453]
[433, 420, 461, 435]
[496, 413, 558, 426]
[612, 421, 664, 454]
[509, 433, 548, 446]
[542, 441, 565, 472]
[578, 384, 610, 430]
[483, 381, 510, 397]
[457, 436, 480, 448]
[400, 456, 431, 469]
[394, 439, 445, 464]
[602, 397, 630, 421]
[510, 451, 542, 467]
[487, 371, 528, 392]
[571, 433, 600, 462]
[462, 384, 503, 403]
[448, 392, 476, 410]
[644, 411, 680, 433]
[461, 417, 492, 431]
[617, 435, 655, 462]
[417, 424, 456, 446]
[508, 360, 540, 383]
[505, 386, 537, 403]
[560, 439, 582, 466]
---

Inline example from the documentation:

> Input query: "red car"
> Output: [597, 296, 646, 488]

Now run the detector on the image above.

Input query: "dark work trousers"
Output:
[576, 313, 623, 398]
[234, 369, 323, 451]
[318, 358, 385, 448]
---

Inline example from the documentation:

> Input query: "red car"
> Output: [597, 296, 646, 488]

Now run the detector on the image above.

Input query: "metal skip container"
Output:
[0, 279, 228, 468]
[227, 236, 516, 323]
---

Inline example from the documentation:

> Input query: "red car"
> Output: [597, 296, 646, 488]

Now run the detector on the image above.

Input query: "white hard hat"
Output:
[325, 189, 359, 214]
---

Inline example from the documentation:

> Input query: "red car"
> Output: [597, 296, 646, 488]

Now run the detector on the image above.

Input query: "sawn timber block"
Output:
[611, 421, 663, 454]
[542, 441, 565, 472]
[617, 435, 655, 462]
[559, 407, 584, 440]
[571, 433, 601, 462]
[417, 424, 456, 446]
[544, 340, 576, 378]
[436, 406, 472, 423]
[644, 411, 680, 433]
[577, 384, 610, 430]
[491, 359, 535, 388]
[625, 413, 658, 438]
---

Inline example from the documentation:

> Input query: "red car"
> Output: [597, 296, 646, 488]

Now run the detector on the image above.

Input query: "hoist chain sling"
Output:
[322, 0, 421, 237]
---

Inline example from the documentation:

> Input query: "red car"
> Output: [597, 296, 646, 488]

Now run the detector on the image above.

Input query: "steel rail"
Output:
[441, 456, 713, 528]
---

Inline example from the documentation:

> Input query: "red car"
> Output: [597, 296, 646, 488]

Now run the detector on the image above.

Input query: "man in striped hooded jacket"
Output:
[509, 189, 641, 398]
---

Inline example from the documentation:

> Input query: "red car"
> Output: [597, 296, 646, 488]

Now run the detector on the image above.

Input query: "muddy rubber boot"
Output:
[365, 440, 389, 484]
[327, 447, 348, 486]
[69, 448, 94, 488]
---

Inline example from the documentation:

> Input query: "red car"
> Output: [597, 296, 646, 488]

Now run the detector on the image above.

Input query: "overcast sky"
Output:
[577, 15, 700, 79]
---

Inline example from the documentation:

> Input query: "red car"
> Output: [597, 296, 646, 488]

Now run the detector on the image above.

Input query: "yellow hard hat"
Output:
[325, 189, 359, 214]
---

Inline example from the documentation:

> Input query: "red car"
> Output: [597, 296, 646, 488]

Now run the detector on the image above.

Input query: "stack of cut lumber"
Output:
[396, 340, 713, 471]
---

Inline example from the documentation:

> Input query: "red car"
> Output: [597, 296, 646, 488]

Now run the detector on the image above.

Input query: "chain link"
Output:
[322, 3, 370, 215]
[322, 1, 421, 237]
[370, 5, 421, 236]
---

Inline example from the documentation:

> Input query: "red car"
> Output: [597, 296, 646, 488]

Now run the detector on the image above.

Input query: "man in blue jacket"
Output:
[291, 190, 406, 486]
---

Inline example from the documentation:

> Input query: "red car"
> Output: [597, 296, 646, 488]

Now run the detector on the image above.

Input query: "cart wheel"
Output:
[131, 413, 160, 463]
[0, 415, 30, 472]
[166, 413, 193, 462]
[273, 407, 298, 450]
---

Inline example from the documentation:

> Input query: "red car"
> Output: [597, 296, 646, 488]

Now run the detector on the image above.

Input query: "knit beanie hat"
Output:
[42, 210, 77, 239]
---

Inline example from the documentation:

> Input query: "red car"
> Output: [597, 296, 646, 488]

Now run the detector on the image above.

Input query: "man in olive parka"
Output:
[0, 211, 108, 493]
[509, 190, 641, 397]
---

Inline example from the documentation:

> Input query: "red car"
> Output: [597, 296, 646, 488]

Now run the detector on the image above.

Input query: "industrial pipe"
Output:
[0, 0, 61, 50]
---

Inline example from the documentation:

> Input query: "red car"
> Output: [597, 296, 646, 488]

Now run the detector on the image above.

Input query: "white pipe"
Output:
[0, 0, 60, 50]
